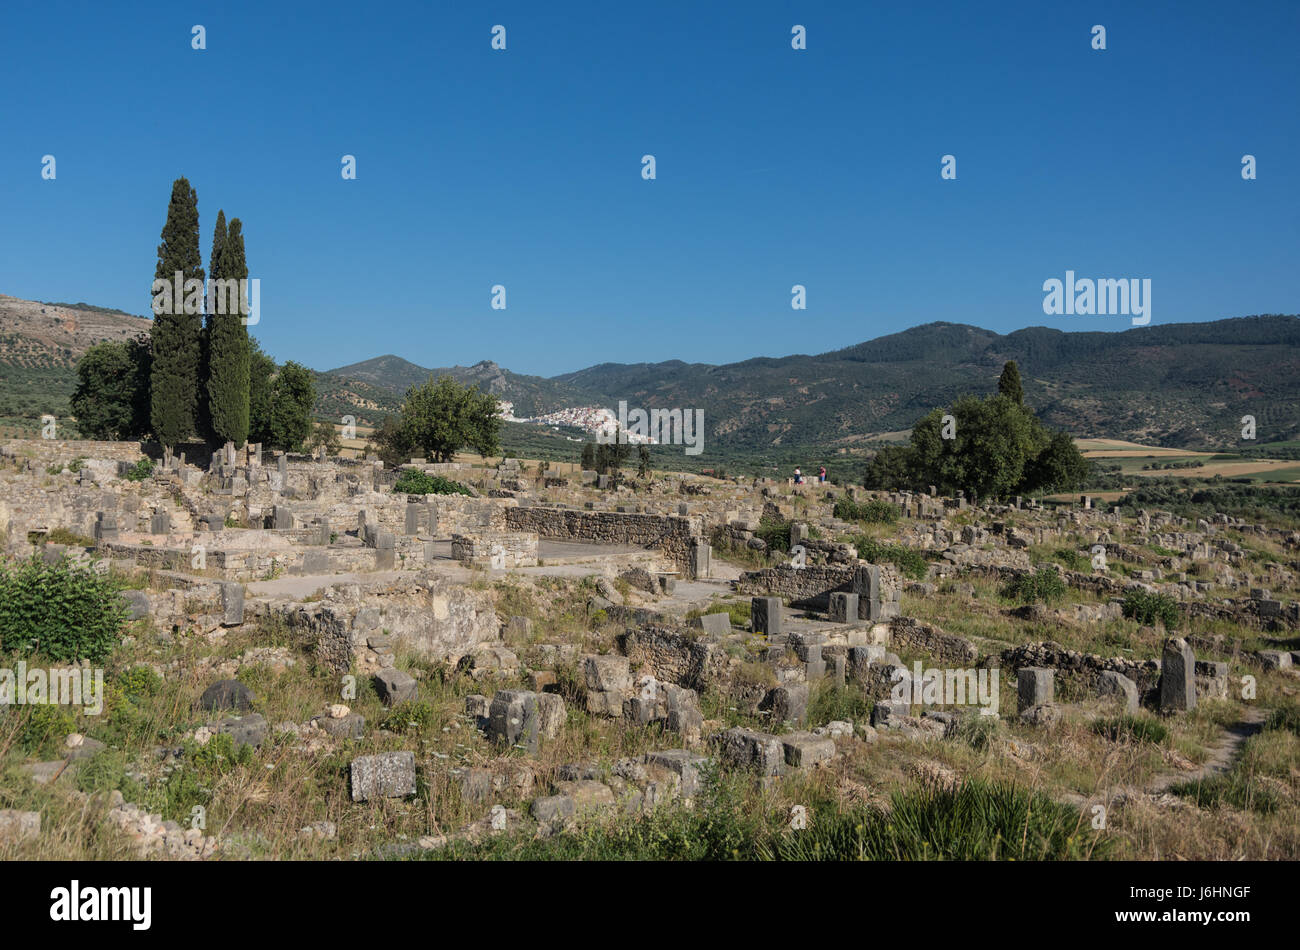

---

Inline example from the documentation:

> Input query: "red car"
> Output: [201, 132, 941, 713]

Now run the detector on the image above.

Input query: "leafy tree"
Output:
[998, 360, 1024, 404]
[247, 337, 277, 445]
[263, 361, 316, 452]
[307, 419, 341, 455]
[366, 414, 415, 467]
[70, 335, 152, 440]
[390, 375, 501, 463]
[150, 177, 204, 448]
[1023, 429, 1091, 494]
[205, 213, 251, 446]
[864, 444, 921, 491]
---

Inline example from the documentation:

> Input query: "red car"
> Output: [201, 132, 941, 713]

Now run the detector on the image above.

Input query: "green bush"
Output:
[123, 458, 155, 481]
[381, 700, 435, 734]
[0, 555, 130, 661]
[1121, 589, 1180, 630]
[833, 497, 899, 524]
[754, 516, 792, 553]
[850, 535, 929, 580]
[393, 469, 472, 496]
[1001, 568, 1067, 604]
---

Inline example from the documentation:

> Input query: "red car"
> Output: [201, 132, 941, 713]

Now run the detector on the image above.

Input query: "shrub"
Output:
[381, 700, 435, 735]
[850, 535, 929, 580]
[393, 470, 472, 496]
[1001, 568, 1067, 604]
[754, 516, 792, 553]
[834, 497, 899, 524]
[1121, 589, 1180, 630]
[0, 555, 130, 662]
[123, 458, 155, 481]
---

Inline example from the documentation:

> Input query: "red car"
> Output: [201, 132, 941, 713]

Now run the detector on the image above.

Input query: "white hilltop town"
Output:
[496, 401, 658, 445]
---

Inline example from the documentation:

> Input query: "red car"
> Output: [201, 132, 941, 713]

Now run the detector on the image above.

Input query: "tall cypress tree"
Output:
[205, 212, 251, 446]
[197, 209, 228, 443]
[150, 177, 204, 448]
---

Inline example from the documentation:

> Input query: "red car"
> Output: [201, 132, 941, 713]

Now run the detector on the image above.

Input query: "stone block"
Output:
[350, 751, 417, 802]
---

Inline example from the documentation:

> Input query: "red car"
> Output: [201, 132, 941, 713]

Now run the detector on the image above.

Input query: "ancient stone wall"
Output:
[506, 505, 700, 571]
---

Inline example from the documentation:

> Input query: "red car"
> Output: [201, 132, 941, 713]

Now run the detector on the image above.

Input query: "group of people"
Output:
[792, 465, 827, 485]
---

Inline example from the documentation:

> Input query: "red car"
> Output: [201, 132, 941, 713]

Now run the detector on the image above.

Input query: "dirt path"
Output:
[1060, 707, 1267, 808]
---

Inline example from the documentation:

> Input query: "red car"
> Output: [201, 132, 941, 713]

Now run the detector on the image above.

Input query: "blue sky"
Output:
[1, 0, 1296, 376]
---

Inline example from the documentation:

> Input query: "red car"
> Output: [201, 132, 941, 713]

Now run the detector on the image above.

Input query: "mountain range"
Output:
[2, 291, 1296, 452]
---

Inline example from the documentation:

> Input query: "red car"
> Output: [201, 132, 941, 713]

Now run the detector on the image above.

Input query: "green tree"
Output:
[263, 361, 316, 452]
[70, 336, 152, 440]
[638, 443, 651, 477]
[997, 360, 1024, 404]
[150, 177, 204, 448]
[307, 419, 342, 455]
[863, 444, 919, 491]
[394, 375, 501, 462]
[247, 337, 277, 445]
[205, 214, 251, 446]
[1022, 429, 1090, 494]
[580, 442, 596, 470]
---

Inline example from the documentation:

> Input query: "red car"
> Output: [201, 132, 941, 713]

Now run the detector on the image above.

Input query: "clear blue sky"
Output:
[1, 0, 1296, 376]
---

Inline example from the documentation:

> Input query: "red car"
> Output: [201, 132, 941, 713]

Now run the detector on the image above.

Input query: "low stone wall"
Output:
[428, 496, 510, 536]
[262, 576, 499, 673]
[616, 624, 732, 691]
[996, 640, 1161, 693]
[450, 532, 538, 568]
[888, 617, 977, 665]
[506, 505, 700, 571]
[735, 563, 903, 611]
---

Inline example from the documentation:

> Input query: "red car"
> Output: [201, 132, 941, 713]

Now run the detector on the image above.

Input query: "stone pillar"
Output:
[852, 564, 882, 621]
[149, 510, 170, 535]
[1017, 667, 1054, 714]
[751, 597, 783, 636]
[828, 592, 858, 624]
[689, 540, 711, 580]
[404, 502, 422, 536]
[1159, 638, 1197, 712]
[220, 582, 245, 626]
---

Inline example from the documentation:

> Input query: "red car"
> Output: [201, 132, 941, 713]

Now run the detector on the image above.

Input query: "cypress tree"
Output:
[205, 214, 251, 446]
[150, 177, 204, 448]
[196, 209, 227, 443]
[998, 360, 1024, 405]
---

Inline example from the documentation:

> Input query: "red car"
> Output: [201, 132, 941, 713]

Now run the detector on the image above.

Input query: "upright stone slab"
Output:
[149, 510, 170, 535]
[277, 454, 287, 479]
[220, 582, 245, 626]
[1017, 667, 1054, 713]
[853, 565, 882, 621]
[273, 505, 294, 529]
[1159, 637, 1197, 713]
[828, 592, 858, 624]
[93, 512, 119, 543]
[404, 503, 422, 536]
[751, 597, 783, 636]
[689, 540, 711, 580]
